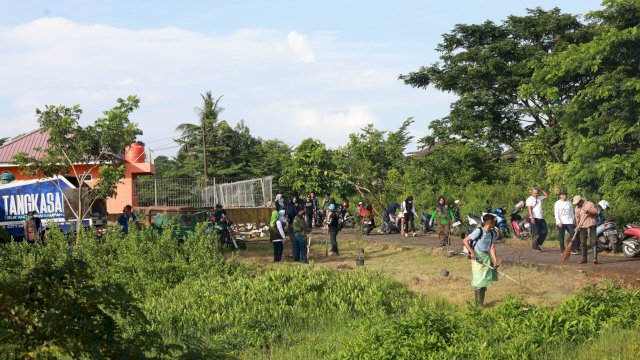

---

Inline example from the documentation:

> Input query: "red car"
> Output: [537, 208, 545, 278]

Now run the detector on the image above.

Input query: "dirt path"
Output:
[318, 229, 640, 285]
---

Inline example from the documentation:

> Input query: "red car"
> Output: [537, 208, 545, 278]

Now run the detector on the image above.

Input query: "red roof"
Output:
[0, 128, 50, 163]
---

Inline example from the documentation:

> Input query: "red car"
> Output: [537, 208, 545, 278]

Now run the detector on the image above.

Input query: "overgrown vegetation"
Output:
[2, 226, 640, 358]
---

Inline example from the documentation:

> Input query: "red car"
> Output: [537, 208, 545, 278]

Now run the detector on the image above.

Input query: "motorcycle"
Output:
[621, 224, 640, 258]
[337, 205, 355, 229]
[510, 201, 532, 239]
[381, 213, 400, 234]
[449, 200, 465, 239]
[466, 212, 499, 239]
[420, 213, 436, 233]
[314, 209, 325, 228]
[484, 202, 510, 239]
[595, 200, 619, 253]
[362, 217, 374, 235]
[211, 221, 247, 251]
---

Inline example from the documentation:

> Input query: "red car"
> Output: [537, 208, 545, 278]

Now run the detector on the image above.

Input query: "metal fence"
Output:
[133, 176, 273, 208]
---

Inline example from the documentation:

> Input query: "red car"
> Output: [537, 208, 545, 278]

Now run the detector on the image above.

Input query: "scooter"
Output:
[595, 200, 619, 253]
[381, 213, 400, 234]
[362, 217, 374, 235]
[420, 213, 436, 233]
[314, 209, 325, 228]
[449, 200, 465, 239]
[484, 202, 510, 239]
[510, 201, 531, 239]
[621, 224, 640, 258]
[337, 205, 355, 229]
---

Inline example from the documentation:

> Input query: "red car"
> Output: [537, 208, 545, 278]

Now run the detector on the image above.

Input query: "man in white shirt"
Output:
[526, 187, 548, 252]
[554, 190, 576, 253]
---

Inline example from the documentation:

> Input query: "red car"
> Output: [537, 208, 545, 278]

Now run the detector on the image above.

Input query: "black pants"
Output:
[329, 230, 339, 255]
[273, 240, 283, 261]
[557, 224, 576, 252]
[531, 218, 547, 250]
[404, 213, 415, 233]
[305, 212, 313, 228]
[578, 226, 597, 262]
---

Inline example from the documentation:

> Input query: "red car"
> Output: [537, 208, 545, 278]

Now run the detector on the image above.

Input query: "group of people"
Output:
[528, 188, 601, 264]
[383, 195, 457, 246]
[270, 192, 342, 263]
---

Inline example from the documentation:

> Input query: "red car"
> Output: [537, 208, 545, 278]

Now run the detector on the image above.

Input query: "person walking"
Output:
[573, 195, 599, 264]
[292, 206, 309, 263]
[462, 214, 499, 307]
[286, 195, 299, 256]
[401, 196, 417, 237]
[326, 203, 340, 256]
[554, 190, 576, 253]
[430, 196, 455, 246]
[526, 188, 548, 252]
[269, 210, 287, 262]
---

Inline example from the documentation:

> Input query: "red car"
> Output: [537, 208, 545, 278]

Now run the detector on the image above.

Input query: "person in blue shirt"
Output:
[118, 205, 137, 235]
[462, 214, 499, 307]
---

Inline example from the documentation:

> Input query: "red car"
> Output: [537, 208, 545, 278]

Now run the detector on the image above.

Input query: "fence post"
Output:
[154, 179, 158, 207]
[261, 178, 266, 207]
[213, 177, 217, 206]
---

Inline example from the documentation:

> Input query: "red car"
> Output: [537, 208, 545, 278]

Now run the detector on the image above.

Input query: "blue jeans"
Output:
[531, 218, 548, 249]
[294, 234, 308, 263]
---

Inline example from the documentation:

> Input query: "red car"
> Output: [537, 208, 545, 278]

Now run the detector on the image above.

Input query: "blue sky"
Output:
[0, 0, 602, 157]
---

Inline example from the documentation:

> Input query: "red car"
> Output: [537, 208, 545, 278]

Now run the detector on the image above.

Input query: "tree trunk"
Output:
[202, 127, 208, 177]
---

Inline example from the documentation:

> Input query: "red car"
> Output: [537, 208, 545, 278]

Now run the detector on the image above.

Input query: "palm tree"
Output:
[175, 91, 224, 177]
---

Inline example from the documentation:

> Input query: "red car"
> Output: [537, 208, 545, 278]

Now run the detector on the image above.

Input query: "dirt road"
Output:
[323, 229, 640, 284]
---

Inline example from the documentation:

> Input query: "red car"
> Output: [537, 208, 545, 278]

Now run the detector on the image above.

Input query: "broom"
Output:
[560, 213, 587, 263]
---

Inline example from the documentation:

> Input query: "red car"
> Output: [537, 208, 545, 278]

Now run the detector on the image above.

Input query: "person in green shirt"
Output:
[430, 196, 455, 246]
[292, 206, 309, 263]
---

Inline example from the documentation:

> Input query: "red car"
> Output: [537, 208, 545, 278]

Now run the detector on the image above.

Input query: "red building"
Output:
[0, 128, 155, 214]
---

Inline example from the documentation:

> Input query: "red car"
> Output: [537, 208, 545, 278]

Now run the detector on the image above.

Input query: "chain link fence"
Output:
[133, 176, 273, 208]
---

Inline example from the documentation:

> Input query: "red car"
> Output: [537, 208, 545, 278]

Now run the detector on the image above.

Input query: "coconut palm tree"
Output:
[175, 91, 224, 177]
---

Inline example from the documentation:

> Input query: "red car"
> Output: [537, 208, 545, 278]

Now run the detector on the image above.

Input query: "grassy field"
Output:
[239, 233, 600, 307]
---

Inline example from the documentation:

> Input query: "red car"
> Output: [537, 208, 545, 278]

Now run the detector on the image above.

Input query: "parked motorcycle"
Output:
[621, 224, 640, 258]
[484, 202, 510, 239]
[420, 213, 435, 233]
[337, 205, 355, 229]
[510, 201, 531, 240]
[314, 209, 325, 228]
[381, 213, 400, 234]
[595, 200, 619, 253]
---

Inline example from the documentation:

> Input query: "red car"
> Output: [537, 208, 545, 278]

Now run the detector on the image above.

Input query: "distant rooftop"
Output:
[0, 128, 49, 163]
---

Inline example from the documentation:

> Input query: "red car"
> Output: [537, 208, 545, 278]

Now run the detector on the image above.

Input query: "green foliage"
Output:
[280, 138, 335, 195]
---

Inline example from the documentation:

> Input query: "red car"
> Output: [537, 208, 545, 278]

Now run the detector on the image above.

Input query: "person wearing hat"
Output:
[554, 190, 576, 253]
[573, 195, 599, 264]
[269, 209, 288, 262]
[326, 203, 341, 255]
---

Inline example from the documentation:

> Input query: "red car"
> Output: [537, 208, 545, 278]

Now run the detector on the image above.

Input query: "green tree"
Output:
[248, 139, 292, 186]
[13, 96, 142, 243]
[527, 0, 640, 221]
[176, 91, 224, 177]
[401, 7, 587, 152]
[280, 138, 334, 195]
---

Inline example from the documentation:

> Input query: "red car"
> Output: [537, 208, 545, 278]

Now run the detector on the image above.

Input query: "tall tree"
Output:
[13, 96, 143, 243]
[527, 0, 640, 220]
[175, 91, 224, 177]
[400, 8, 588, 152]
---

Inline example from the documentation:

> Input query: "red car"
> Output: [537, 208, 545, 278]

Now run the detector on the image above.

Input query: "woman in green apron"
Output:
[462, 214, 499, 307]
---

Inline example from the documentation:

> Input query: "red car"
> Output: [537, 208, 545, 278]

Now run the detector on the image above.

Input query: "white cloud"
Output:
[0, 17, 445, 158]
[287, 31, 315, 63]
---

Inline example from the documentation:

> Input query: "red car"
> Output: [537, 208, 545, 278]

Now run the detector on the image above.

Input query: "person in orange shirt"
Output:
[573, 195, 599, 264]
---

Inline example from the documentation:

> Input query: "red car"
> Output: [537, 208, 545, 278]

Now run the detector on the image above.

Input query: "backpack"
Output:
[269, 220, 283, 241]
[466, 227, 496, 254]
[462, 226, 496, 256]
